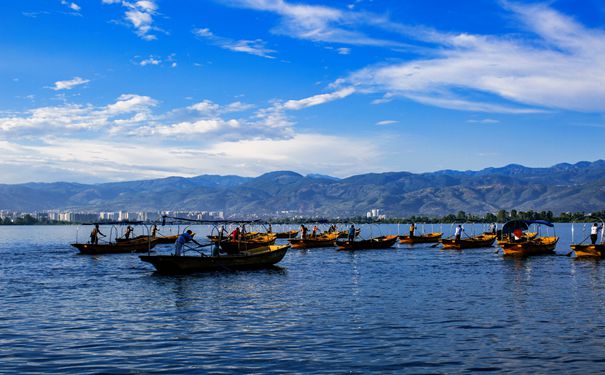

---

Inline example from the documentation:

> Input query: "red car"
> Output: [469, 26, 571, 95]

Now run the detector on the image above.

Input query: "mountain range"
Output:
[2, 160, 605, 217]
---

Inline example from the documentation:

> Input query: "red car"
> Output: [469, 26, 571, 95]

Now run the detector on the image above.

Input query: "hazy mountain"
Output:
[2, 161, 605, 216]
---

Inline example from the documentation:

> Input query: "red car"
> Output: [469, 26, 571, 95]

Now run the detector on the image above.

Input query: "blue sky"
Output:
[1, 0, 605, 183]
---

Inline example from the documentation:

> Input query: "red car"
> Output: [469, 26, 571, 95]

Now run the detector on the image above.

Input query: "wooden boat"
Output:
[207, 232, 273, 242]
[154, 234, 179, 244]
[500, 236, 558, 256]
[570, 244, 605, 258]
[336, 235, 398, 250]
[275, 230, 299, 239]
[335, 229, 361, 239]
[288, 233, 339, 249]
[140, 244, 290, 274]
[497, 232, 537, 245]
[116, 234, 179, 244]
[441, 233, 497, 250]
[498, 220, 558, 256]
[72, 238, 159, 255]
[399, 232, 442, 244]
[219, 235, 277, 254]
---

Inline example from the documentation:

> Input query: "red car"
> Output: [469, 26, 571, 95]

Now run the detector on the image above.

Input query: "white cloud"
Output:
[103, 94, 158, 115]
[467, 118, 500, 124]
[51, 76, 89, 91]
[337, 47, 351, 55]
[188, 100, 220, 113]
[376, 120, 398, 126]
[282, 87, 355, 110]
[138, 119, 240, 136]
[138, 56, 161, 66]
[203, 133, 382, 176]
[340, 3, 605, 113]
[61, 0, 81, 12]
[0, 88, 373, 181]
[103, 0, 160, 40]
[193, 27, 276, 58]
[226, 0, 402, 47]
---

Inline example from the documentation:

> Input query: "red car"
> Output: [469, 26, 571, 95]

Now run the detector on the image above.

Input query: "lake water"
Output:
[1, 223, 605, 373]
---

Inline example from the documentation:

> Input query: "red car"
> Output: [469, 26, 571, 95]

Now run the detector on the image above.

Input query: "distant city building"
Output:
[367, 208, 386, 220]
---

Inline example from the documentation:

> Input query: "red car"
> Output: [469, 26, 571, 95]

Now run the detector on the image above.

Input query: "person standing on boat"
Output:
[591, 223, 602, 245]
[230, 227, 240, 241]
[409, 223, 416, 237]
[267, 224, 272, 233]
[312, 225, 318, 238]
[348, 224, 356, 241]
[454, 225, 463, 242]
[151, 224, 159, 237]
[175, 229, 201, 256]
[124, 225, 134, 240]
[90, 224, 105, 245]
[300, 225, 308, 239]
[489, 223, 496, 234]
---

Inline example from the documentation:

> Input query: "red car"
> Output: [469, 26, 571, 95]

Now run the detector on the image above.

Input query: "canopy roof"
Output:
[502, 220, 554, 234]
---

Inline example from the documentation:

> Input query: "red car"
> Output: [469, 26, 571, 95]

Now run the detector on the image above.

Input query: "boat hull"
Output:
[288, 234, 338, 249]
[441, 234, 496, 250]
[139, 245, 289, 274]
[570, 244, 605, 258]
[500, 237, 558, 256]
[336, 235, 398, 250]
[399, 232, 442, 244]
[154, 235, 179, 244]
[275, 230, 299, 239]
[72, 238, 158, 255]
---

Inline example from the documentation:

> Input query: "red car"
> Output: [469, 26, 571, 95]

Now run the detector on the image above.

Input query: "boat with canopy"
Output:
[498, 220, 558, 256]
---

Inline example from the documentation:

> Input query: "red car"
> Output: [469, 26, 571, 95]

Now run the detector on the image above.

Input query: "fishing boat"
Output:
[72, 237, 159, 255]
[140, 244, 290, 274]
[336, 228, 361, 239]
[399, 232, 443, 244]
[154, 234, 179, 244]
[570, 219, 605, 258]
[441, 233, 497, 250]
[336, 235, 398, 250]
[275, 230, 299, 239]
[498, 220, 558, 256]
[218, 234, 277, 254]
[288, 233, 339, 249]
[71, 221, 158, 255]
[496, 232, 537, 245]
[570, 244, 605, 258]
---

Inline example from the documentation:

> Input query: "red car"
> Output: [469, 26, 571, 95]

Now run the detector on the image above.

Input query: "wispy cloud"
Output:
[133, 54, 177, 68]
[0, 91, 381, 182]
[467, 118, 500, 124]
[282, 87, 355, 110]
[376, 120, 398, 126]
[60, 0, 81, 12]
[193, 27, 276, 58]
[51, 76, 89, 91]
[224, 1, 605, 114]
[340, 3, 605, 113]
[224, 0, 403, 47]
[102, 0, 160, 41]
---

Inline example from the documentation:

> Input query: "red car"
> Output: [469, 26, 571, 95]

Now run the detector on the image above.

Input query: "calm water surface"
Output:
[1, 223, 605, 374]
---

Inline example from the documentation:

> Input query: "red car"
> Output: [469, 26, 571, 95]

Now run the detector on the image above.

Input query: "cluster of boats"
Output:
[68, 218, 605, 274]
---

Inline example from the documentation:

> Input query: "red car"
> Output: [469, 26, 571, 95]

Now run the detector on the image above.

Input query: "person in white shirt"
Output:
[590, 223, 601, 245]
[454, 225, 463, 242]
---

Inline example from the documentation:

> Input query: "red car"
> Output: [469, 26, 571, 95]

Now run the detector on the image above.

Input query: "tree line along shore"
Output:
[1, 209, 603, 225]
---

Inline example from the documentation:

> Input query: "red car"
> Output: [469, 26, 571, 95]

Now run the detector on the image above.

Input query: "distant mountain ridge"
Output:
[2, 161, 605, 216]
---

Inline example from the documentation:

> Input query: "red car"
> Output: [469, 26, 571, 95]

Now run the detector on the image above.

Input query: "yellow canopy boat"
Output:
[399, 232, 442, 244]
[288, 232, 339, 249]
[441, 233, 496, 250]
[498, 220, 558, 256]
